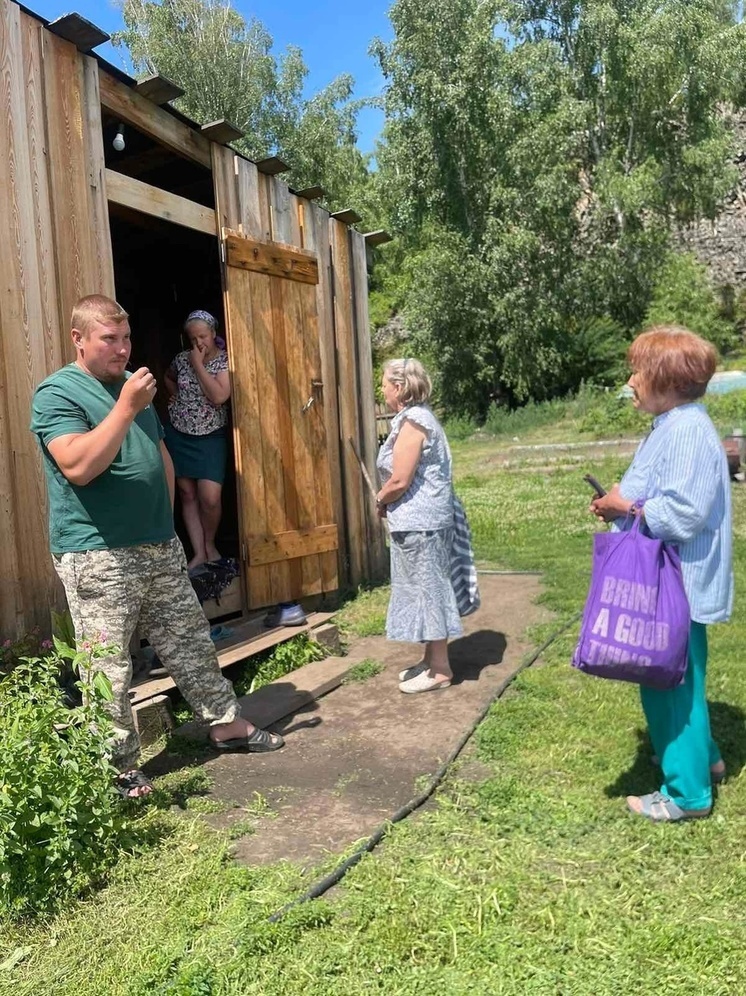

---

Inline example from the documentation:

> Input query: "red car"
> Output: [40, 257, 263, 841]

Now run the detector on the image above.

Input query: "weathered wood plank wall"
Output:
[351, 232, 388, 581]
[0, 0, 114, 636]
[329, 219, 367, 586]
[328, 219, 389, 586]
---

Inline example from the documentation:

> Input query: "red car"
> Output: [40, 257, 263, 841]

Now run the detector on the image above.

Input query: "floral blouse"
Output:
[167, 349, 229, 436]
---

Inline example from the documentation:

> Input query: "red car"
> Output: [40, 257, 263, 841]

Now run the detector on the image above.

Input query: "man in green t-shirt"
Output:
[31, 294, 283, 798]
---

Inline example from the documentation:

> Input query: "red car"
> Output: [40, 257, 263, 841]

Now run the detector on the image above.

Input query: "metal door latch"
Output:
[301, 396, 315, 414]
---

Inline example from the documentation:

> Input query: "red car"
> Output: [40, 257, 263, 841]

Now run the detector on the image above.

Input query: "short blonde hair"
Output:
[71, 294, 129, 336]
[628, 325, 718, 400]
[383, 358, 432, 405]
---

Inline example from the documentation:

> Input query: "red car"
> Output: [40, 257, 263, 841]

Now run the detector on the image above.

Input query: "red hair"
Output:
[628, 325, 718, 400]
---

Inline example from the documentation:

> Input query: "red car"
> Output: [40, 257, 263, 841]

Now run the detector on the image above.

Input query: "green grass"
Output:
[334, 585, 390, 637]
[455, 453, 631, 617]
[5, 445, 746, 994]
[446, 385, 746, 448]
[342, 658, 385, 683]
[230, 635, 326, 697]
[719, 346, 746, 372]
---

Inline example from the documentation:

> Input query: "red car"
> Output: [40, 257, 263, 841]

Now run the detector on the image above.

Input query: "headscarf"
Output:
[185, 310, 225, 349]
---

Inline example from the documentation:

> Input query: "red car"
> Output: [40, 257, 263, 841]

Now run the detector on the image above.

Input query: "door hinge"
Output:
[241, 541, 247, 562]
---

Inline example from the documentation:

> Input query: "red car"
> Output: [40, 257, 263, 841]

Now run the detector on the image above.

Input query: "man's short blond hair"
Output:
[71, 295, 129, 336]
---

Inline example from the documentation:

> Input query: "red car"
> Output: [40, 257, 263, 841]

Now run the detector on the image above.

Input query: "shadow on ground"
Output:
[604, 699, 746, 799]
[449, 630, 508, 684]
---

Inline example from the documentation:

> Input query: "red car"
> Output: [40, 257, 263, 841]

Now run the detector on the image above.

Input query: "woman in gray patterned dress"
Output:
[164, 311, 231, 570]
[376, 358, 461, 693]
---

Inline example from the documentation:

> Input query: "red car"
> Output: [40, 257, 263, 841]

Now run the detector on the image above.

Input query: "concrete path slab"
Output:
[149, 574, 552, 869]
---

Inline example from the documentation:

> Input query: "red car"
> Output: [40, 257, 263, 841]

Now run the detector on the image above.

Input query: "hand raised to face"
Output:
[189, 340, 208, 367]
[119, 367, 156, 414]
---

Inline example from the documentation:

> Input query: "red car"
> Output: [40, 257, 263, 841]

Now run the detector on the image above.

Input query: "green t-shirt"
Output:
[30, 364, 174, 554]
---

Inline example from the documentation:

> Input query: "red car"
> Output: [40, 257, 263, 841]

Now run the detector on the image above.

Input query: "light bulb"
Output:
[113, 124, 125, 152]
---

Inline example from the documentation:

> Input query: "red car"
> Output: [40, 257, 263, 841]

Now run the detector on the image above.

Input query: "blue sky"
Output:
[28, 0, 393, 151]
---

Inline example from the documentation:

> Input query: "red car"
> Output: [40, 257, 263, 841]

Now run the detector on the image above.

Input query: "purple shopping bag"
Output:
[572, 513, 690, 690]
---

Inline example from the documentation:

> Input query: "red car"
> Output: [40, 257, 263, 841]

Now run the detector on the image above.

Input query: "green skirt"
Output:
[164, 422, 227, 484]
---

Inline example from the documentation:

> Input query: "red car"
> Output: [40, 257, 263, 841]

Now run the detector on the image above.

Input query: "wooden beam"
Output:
[248, 525, 338, 566]
[109, 201, 186, 236]
[47, 13, 109, 51]
[105, 169, 217, 236]
[364, 230, 393, 246]
[135, 74, 184, 105]
[331, 208, 362, 225]
[225, 234, 318, 285]
[98, 70, 212, 170]
[294, 185, 325, 201]
[201, 119, 244, 144]
[256, 155, 291, 175]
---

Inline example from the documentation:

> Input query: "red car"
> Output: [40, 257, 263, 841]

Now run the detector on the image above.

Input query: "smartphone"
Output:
[583, 473, 607, 498]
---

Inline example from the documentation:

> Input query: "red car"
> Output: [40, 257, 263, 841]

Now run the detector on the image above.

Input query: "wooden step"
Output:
[174, 654, 357, 738]
[129, 610, 335, 707]
[202, 576, 242, 620]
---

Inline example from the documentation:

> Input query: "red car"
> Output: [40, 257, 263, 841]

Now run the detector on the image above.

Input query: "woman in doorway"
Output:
[376, 358, 461, 693]
[164, 310, 231, 571]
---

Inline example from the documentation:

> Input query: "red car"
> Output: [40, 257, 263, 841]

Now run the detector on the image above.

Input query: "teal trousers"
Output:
[640, 621, 721, 811]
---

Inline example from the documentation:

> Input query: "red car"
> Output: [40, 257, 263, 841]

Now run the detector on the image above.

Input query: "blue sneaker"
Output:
[264, 602, 307, 628]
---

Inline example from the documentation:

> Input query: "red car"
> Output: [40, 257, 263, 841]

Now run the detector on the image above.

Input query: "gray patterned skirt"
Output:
[386, 529, 463, 643]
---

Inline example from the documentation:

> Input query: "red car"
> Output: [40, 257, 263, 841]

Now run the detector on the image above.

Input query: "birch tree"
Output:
[114, 0, 369, 207]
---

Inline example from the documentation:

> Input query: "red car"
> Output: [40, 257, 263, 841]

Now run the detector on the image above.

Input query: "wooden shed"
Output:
[0, 0, 388, 640]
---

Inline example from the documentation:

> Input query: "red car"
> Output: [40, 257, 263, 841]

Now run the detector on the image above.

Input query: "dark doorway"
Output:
[108, 205, 241, 568]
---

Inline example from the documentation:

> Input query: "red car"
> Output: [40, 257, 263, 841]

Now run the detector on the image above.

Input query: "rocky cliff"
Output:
[678, 112, 746, 288]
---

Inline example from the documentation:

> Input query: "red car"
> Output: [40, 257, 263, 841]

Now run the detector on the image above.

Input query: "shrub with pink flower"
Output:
[0, 631, 49, 675]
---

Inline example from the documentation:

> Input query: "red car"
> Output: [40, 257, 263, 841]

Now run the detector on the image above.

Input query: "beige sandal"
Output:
[398, 661, 427, 682]
[399, 670, 451, 694]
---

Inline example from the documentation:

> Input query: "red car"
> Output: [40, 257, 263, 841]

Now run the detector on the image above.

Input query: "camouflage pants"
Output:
[53, 537, 240, 770]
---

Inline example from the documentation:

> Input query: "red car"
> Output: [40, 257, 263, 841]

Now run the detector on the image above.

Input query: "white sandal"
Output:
[398, 661, 427, 682]
[399, 670, 451, 694]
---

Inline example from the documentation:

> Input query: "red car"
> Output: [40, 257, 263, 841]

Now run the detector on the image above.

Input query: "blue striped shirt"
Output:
[614, 403, 733, 624]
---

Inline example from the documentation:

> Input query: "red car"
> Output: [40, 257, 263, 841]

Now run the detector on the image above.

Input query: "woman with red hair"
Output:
[591, 325, 733, 822]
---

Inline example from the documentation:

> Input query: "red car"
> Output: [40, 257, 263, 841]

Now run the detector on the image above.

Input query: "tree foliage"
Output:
[112, 0, 746, 412]
[374, 0, 746, 414]
[645, 252, 738, 353]
[114, 0, 370, 208]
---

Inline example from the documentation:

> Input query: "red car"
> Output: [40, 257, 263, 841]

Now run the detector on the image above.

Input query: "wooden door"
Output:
[223, 231, 338, 608]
